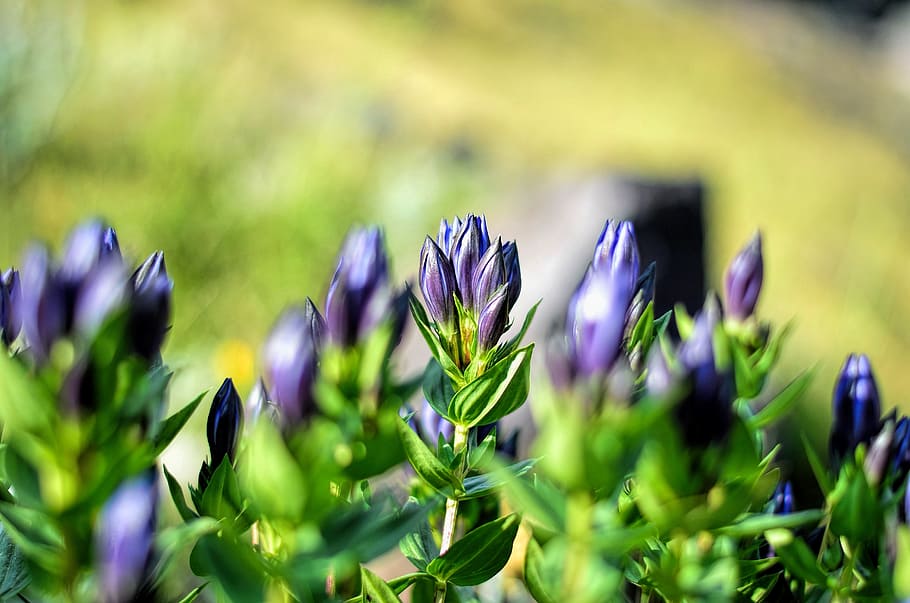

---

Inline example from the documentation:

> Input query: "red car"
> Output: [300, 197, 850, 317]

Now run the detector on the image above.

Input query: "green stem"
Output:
[563, 491, 592, 601]
[435, 424, 469, 603]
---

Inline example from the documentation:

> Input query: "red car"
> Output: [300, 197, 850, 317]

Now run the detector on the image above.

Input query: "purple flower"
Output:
[829, 354, 881, 466]
[264, 300, 324, 425]
[199, 378, 244, 491]
[96, 472, 158, 603]
[128, 251, 173, 361]
[413, 400, 454, 445]
[74, 261, 128, 337]
[724, 232, 763, 321]
[501, 241, 521, 311]
[419, 237, 458, 329]
[593, 220, 640, 294]
[451, 215, 491, 311]
[20, 245, 65, 361]
[0, 268, 22, 346]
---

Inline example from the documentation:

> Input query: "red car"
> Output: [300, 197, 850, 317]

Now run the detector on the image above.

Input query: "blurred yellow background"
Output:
[4, 0, 910, 447]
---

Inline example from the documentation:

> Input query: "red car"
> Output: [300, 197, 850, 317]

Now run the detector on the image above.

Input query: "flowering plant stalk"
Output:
[0, 215, 908, 603]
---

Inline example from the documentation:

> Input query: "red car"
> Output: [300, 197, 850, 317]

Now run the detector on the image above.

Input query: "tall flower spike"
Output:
[419, 237, 458, 329]
[724, 232, 763, 321]
[829, 353, 881, 465]
[96, 471, 158, 603]
[129, 251, 173, 361]
[264, 304, 322, 425]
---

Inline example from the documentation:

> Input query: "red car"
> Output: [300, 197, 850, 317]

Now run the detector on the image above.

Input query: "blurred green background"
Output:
[4, 0, 910, 460]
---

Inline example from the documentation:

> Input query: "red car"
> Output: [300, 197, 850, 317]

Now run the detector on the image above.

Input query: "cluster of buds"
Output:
[723, 232, 763, 323]
[259, 227, 405, 427]
[198, 378, 244, 491]
[419, 214, 521, 368]
[15, 220, 172, 363]
[548, 220, 651, 386]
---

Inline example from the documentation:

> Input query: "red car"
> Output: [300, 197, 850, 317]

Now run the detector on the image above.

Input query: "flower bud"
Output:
[437, 216, 463, 257]
[451, 214, 491, 310]
[74, 261, 128, 337]
[325, 227, 393, 346]
[502, 241, 521, 311]
[829, 353, 881, 466]
[0, 268, 22, 346]
[60, 220, 117, 289]
[471, 237, 506, 314]
[771, 481, 795, 515]
[592, 220, 639, 293]
[476, 286, 510, 354]
[864, 419, 894, 487]
[207, 378, 243, 466]
[892, 416, 910, 488]
[128, 252, 173, 361]
[20, 245, 65, 361]
[724, 232, 763, 321]
[101, 227, 122, 261]
[644, 344, 674, 397]
[264, 301, 323, 425]
[96, 471, 158, 603]
[419, 237, 458, 329]
[416, 399, 454, 445]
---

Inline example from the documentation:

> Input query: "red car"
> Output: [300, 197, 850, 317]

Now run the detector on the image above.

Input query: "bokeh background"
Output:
[4, 0, 910, 521]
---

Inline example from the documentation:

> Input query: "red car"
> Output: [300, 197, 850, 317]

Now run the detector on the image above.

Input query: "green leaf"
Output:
[895, 526, 910, 598]
[654, 310, 672, 337]
[189, 533, 267, 603]
[524, 538, 557, 603]
[163, 465, 198, 522]
[749, 371, 812, 429]
[765, 529, 829, 585]
[423, 360, 455, 421]
[200, 457, 249, 529]
[0, 522, 29, 600]
[400, 518, 439, 571]
[719, 510, 824, 538]
[461, 459, 536, 500]
[409, 295, 462, 385]
[674, 304, 694, 340]
[426, 514, 520, 586]
[397, 417, 459, 497]
[494, 300, 540, 361]
[448, 345, 532, 427]
[830, 468, 881, 543]
[360, 566, 403, 603]
[176, 583, 208, 603]
[240, 419, 306, 522]
[152, 392, 206, 455]
[802, 433, 833, 496]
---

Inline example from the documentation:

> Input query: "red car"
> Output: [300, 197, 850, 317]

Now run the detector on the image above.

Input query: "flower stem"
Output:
[435, 424, 469, 603]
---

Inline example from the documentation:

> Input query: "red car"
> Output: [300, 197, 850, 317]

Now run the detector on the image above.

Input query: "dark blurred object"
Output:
[613, 176, 707, 317]
[791, 0, 908, 21]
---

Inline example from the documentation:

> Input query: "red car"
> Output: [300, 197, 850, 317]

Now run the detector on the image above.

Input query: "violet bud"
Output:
[566, 267, 636, 378]
[264, 303, 322, 425]
[644, 344, 674, 397]
[61, 357, 97, 413]
[96, 471, 158, 603]
[20, 245, 65, 361]
[437, 216, 463, 257]
[416, 399, 454, 445]
[476, 286, 511, 354]
[207, 378, 243, 466]
[624, 261, 656, 341]
[771, 481, 795, 515]
[471, 237, 506, 314]
[829, 354, 881, 466]
[59, 220, 115, 288]
[1, 269, 22, 346]
[74, 261, 128, 337]
[502, 241, 521, 311]
[128, 252, 173, 361]
[451, 214, 491, 310]
[592, 220, 639, 293]
[101, 227, 122, 261]
[419, 237, 458, 329]
[892, 416, 910, 488]
[864, 420, 894, 487]
[325, 227, 391, 346]
[724, 232, 763, 321]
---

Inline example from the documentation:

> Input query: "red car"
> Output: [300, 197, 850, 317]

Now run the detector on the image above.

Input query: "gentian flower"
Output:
[199, 378, 243, 490]
[724, 232, 763, 321]
[829, 354, 881, 467]
[263, 299, 325, 425]
[419, 237, 458, 330]
[128, 251, 173, 361]
[20, 244, 65, 361]
[96, 471, 158, 603]
[0, 268, 22, 346]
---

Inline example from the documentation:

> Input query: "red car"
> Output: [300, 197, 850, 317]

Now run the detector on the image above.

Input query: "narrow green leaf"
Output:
[426, 514, 520, 586]
[802, 433, 833, 496]
[399, 519, 439, 571]
[765, 529, 828, 585]
[360, 566, 403, 603]
[719, 510, 824, 538]
[0, 522, 29, 600]
[409, 295, 462, 384]
[674, 304, 694, 340]
[397, 417, 458, 497]
[163, 465, 198, 522]
[461, 459, 536, 500]
[524, 538, 557, 603]
[449, 345, 532, 427]
[495, 300, 540, 361]
[750, 371, 813, 429]
[152, 392, 206, 455]
[176, 583, 208, 603]
[189, 533, 267, 602]
[830, 469, 880, 543]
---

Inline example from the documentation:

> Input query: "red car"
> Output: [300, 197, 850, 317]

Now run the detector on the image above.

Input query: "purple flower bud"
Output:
[0, 268, 22, 346]
[74, 261, 128, 337]
[476, 286, 510, 354]
[829, 353, 881, 466]
[207, 378, 243, 466]
[451, 214, 491, 310]
[419, 237, 458, 328]
[96, 472, 158, 603]
[566, 266, 636, 378]
[437, 216, 463, 257]
[502, 241, 521, 311]
[624, 261, 656, 341]
[60, 220, 115, 288]
[264, 302, 323, 425]
[20, 245, 65, 361]
[892, 416, 910, 487]
[724, 232, 763, 321]
[101, 227, 122, 261]
[325, 227, 392, 346]
[771, 481, 795, 515]
[416, 399, 454, 445]
[61, 356, 97, 413]
[128, 252, 173, 361]
[245, 376, 278, 425]
[471, 238, 506, 314]
[592, 220, 639, 294]
[644, 344, 674, 397]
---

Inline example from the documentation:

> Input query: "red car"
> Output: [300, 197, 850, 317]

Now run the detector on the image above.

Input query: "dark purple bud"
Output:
[325, 227, 391, 346]
[74, 261, 128, 337]
[592, 220, 639, 293]
[96, 471, 158, 603]
[471, 238, 506, 314]
[501, 241, 522, 311]
[624, 261, 656, 341]
[416, 399, 454, 445]
[128, 252, 173, 361]
[20, 245, 65, 361]
[207, 378, 243, 466]
[451, 214, 491, 310]
[437, 216, 463, 257]
[829, 354, 881, 466]
[264, 305, 322, 425]
[60, 220, 112, 287]
[1, 269, 22, 346]
[476, 286, 510, 354]
[724, 232, 763, 321]
[676, 298, 733, 447]
[61, 357, 97, 413]
[566, 267, 635, 378]
[892, 417, 910, 487]
[101, 227, 122, 261]
[419, 237, 458, 328]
